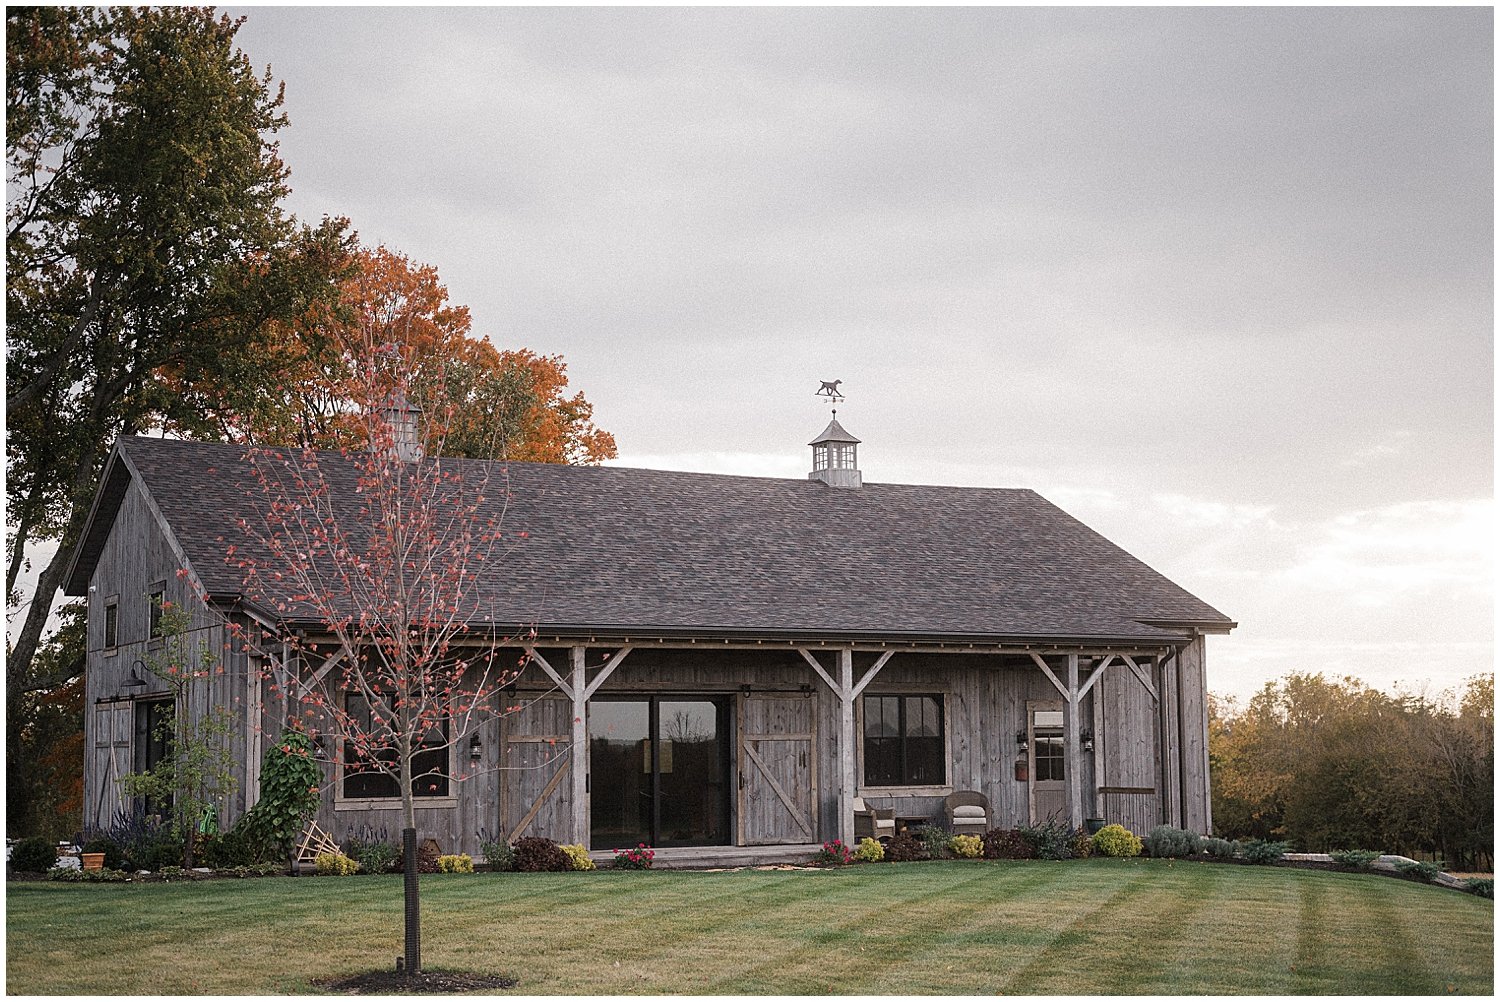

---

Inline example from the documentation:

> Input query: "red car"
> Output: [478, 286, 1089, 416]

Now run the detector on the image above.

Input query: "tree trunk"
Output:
[401, 734, 420, 975]
[8, 441, 101, 693]
[402, 826, 420, 975]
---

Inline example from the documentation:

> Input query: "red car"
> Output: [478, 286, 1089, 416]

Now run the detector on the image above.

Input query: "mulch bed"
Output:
[312, 970, 516, 994]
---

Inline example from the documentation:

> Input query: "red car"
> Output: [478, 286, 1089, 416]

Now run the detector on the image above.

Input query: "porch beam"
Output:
[1028, 652, 1070, 700]
[1076, 654, 1117, 701]
[525, 647, 574, 700]
[850, 650, 895, 699]
[582, 645, 633, 701]
[797, 647, 840, 695]
[569, 646, 588, 846]
[1122, 654, 1159, 703]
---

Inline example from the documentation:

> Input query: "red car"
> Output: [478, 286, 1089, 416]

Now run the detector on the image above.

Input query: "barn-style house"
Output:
[69, 415, 1234, 861]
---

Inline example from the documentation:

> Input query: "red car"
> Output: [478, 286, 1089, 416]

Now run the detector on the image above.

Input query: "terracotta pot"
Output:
[81, 853, 105, 871]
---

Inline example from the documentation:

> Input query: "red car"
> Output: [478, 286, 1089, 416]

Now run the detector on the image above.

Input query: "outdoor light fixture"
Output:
[1015, 730, 1028, 751]
[120, 659, 149, 693]
[469, 733, 483, 761]
[1081, 728, 1094, 752]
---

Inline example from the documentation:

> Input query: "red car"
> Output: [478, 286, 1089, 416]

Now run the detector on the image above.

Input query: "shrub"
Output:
[1464, 877, 1492, 898]
[480, 839, 515, 872]
[235, 729, 322, 863]
[612, 843, 655, 870]
[982, 828, 1033, 860]
[512, 836, 571, 872]
[1022, 819, 1076, 860]
[558, 844, 596, 871]
[1145, 825, 1201, 859]
[1092, 824, 1142, 858]
[1070, 827, 1094, 859]
[949, 834, 983, 858]
[1394, 859, 1444, 883]
[10, 836, 59, 873]
[883, 833, 927, 862]
[913, 825, 951, 860]
[81, 836, 125, 872]
[814, 840, 853, 866]
[391, 840, 441, 874]
[1237, 839, 1289, 865]
[1201, 837, 1237, 859]
[438, 854, 475, 873]
[48, 866, 129, 882]
[343, 833, 399, 876]
[854, 837, 885, 863]
[314, 852, 359, 876]
[195, 827, 257, 869]
[1330, 848, 1380, 871]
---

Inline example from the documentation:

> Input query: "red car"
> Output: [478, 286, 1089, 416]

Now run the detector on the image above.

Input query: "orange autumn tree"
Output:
[218, 245, 615, 464]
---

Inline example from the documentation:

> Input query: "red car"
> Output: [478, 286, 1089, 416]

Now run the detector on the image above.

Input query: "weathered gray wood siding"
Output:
[1097, 664, 1162, 835]
[191, 638, 1208, 856]
[82, 479, 245, 830]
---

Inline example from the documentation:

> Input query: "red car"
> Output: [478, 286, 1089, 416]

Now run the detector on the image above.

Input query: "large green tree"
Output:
[1210, 672, 1493, 870]
[6, 7, 351, 696]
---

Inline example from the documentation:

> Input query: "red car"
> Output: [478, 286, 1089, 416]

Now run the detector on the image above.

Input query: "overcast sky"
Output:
[221, 6, 1492, 703]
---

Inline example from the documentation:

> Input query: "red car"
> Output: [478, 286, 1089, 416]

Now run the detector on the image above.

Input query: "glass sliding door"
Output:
[589, 696, 730, 849]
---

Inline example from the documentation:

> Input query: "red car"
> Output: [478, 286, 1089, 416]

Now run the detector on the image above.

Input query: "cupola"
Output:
[379, 390, 424, 463]
[809, 415, 861, 488]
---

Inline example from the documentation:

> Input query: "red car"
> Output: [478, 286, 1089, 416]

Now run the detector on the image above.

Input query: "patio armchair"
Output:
[944, 791, 990, 836]
[852, 797, 896, 843]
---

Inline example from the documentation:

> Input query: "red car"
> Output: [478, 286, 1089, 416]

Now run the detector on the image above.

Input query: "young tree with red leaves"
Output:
[229, 335, 524, 975]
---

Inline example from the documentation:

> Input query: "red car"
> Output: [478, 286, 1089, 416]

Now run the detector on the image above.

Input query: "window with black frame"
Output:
[862, 694, 945, 786]
[341, 691, 450, 799]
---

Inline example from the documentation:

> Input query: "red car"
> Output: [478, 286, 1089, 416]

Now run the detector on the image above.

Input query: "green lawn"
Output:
[6, 858, 1492, 995]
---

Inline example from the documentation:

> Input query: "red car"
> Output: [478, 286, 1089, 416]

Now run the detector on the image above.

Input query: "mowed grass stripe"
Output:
[7, 859, 1492, 995]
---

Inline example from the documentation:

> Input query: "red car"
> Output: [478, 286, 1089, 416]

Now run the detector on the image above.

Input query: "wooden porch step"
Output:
[589, 843, 823, 870]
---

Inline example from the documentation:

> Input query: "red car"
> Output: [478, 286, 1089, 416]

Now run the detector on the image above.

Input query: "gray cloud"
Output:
[225, 6, 1492, 698]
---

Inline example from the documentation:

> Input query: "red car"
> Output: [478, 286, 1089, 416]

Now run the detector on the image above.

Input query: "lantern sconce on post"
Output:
[1080, 727, 1094, 753]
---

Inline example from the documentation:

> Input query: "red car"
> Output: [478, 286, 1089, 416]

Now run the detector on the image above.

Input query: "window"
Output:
[1032, 709, 1064, 781]
[863, 694, 945, 786]
[341, 692, 450, 800]
[831, 443, 855, 469]
[103, 599, 119, 650]
[147, 587, 165, 640]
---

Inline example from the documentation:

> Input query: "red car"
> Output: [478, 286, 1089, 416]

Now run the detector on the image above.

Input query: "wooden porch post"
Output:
[570, 646, 588, 846]
[838, 648, 856, 848]
[799, 647, 892, 848]
[1065, 653, 1082, 827]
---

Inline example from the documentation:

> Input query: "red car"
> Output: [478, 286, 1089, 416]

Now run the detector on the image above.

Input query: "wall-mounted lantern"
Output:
[1080, 727, 1094, 753]
[120, 659, 149, 695]
[1014, 730, 1028, 752]
[469, 733, 483, 762]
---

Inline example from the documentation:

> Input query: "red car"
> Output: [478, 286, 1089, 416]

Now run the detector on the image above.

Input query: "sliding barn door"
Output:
[501, 695, 573, 841]
[737, 692, 817, 845]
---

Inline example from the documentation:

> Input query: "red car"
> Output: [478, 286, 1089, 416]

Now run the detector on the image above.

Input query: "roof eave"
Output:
[62, 445, 133, 596]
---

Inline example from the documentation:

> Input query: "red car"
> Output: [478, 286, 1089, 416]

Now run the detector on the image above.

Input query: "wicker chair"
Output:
[944, 791, 990, 836]
[852, 797, 896, 843]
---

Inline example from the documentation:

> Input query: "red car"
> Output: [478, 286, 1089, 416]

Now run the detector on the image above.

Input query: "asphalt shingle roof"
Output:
[69, 436, 1234, 643]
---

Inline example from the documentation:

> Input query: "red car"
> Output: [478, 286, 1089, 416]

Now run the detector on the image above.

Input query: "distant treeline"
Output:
[1210, 673, 1493, 871]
